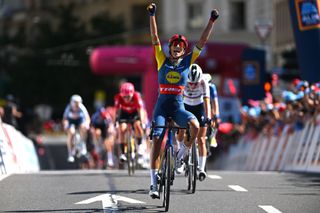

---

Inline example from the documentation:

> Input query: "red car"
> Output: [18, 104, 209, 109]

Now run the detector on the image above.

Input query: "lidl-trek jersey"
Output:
[152, 44, 201, 136]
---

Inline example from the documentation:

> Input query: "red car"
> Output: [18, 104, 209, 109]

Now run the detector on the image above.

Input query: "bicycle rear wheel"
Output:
[162, 146, 172, 212]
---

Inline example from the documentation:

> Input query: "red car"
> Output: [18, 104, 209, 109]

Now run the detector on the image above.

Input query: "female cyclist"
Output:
[147, 2, 219, 198]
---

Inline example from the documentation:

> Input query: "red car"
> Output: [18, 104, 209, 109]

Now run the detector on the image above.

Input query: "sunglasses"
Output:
[171, 40, 186, 49]
[123, 95, 132, 99]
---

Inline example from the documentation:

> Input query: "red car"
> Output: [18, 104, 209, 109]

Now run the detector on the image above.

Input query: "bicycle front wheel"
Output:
[126, 134, 134, 176]
[163, 146, 172, 212]
[187, 142, 197, 193]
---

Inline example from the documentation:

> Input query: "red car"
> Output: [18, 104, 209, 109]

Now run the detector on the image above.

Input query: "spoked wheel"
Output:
[187, 142, 197, 193]
[162, 147, 171, 212]
[127, 137, 136, 176]
[126, 135, 133, 176]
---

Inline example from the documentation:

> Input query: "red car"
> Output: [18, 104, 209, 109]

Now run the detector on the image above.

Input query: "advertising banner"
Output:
[289, 0, 320, 82]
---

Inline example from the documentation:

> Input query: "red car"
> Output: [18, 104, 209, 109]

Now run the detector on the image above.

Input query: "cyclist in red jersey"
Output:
[147, 2, 219, 198]
[114, 82, 144, 163]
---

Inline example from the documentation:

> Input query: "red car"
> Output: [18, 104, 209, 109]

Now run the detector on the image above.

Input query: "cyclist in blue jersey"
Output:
[147, 2, 219, 198]
[203, 74, 221, 148]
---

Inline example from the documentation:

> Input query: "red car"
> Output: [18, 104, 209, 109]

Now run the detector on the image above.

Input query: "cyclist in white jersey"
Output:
[62, 94, 90, 162]
[176, 64, 211, 181]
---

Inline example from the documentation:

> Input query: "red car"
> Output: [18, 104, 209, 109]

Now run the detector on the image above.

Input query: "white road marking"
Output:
[76, 193, 145, 210]
[0, 174, 11, 181]
[208, 175, 222, 179]
[228, 185, 248, 192]
[259, 205, 282, 213]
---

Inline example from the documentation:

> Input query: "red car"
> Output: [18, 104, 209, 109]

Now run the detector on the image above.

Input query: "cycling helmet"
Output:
[202, 73, 212, 83]
[168, 34, 188, 49]
[70, 94, 82, 103]
[120, 82, 135, 96]
[188, 64, 203, 83]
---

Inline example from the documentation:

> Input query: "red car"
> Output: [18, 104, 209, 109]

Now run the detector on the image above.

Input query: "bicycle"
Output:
[119, 118, 138, 176]
[149, 118, 189, 212]
[185, 139, 198, 193]
[185, 118, 213, 193]
[70, 125, 88, 168]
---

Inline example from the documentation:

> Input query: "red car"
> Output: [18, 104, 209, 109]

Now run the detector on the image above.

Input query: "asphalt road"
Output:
[0, 170, 319, 213]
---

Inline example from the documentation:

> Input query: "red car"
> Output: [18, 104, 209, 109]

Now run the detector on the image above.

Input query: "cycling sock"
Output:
[107, 151, 114, 165]
[176, 139, 184, 150]
[177, 143, 188, 160]
[199, 156, 206, 171]
[150, 169, 157, 186]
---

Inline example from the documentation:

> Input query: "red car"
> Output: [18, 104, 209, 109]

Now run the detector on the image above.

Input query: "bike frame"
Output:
[150, 119, 188, 212]
[119, 118, 138, 176]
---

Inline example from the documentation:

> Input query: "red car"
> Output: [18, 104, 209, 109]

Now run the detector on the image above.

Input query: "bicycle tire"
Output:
[163, 146, 172, 212]
[126, 132, 133, 176]
[131, 137, 136, 175]
[191, 142, 197, 193]
[186, 142, 197, 193]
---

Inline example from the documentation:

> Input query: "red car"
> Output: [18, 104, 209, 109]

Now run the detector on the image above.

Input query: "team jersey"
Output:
[63, 103, 89, 121]
[114, 92, 143, 114]
[91, 109, 112, 126]
[154, 44, 201, 97]
[209, 83, 218, 100]
[183, 78, 210, 106]
[151, 43, 202, 136]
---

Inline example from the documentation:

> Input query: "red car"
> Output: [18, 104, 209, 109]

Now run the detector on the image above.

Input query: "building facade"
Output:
[0, 0, 296, 70]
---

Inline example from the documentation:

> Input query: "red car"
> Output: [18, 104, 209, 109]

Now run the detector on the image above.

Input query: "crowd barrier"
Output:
[0, 121, 40, 175]
[221, 115, 320, 173]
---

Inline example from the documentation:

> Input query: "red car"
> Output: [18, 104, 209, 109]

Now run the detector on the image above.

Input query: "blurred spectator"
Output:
[0, 106, 4, 122]
[213, 79, 320, 158]
[2, 94, 22, 129]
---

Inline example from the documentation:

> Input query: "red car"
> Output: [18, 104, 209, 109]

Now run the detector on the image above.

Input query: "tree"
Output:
[6, 3, 126, 119]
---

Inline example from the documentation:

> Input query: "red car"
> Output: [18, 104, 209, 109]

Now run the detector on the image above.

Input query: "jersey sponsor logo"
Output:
[166, 71, 181, 83]
[159, 84, 184, 95]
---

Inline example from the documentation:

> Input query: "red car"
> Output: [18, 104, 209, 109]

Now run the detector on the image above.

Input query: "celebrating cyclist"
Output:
[114, 82, 144, 163]
[176, 64, 211, 181]
[62, 94, 90, 163]
[147, 2, 219, 198]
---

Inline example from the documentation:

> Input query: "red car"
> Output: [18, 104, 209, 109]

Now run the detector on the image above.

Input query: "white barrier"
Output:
[222, 115, 320, 173]
[0, 122, 40, 174]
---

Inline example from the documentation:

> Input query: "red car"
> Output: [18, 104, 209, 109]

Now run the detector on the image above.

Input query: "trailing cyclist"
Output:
[90, 107, 116, 168]
[203, 73, 221, 149]
[176, 64, 212, 181]
[147, 2, 219, 198]
[62, 94, 90, 163]
[114, 82, 145, 163]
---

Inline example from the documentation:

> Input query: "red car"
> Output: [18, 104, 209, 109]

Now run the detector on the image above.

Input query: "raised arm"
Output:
[147, 3, 160, 45]
[195, 9, 219, 50]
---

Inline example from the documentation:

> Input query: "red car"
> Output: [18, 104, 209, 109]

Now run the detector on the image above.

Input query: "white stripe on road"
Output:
[0, 174, 11, 181]
[208, 175, 222, 179]
[228, 185, 248, 192]
[259, 205, 282, 213]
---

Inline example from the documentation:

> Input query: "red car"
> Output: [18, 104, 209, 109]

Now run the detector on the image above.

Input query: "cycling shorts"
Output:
[152, 95, 196, 137]
[184, 103, 206, 127]
[68, 117, 85, 129]
[119, 110, 140, 123]
[92, 123, 108, 139]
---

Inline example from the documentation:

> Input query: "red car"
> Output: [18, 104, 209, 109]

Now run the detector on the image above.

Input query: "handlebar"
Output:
[149, 119, 190, 141]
